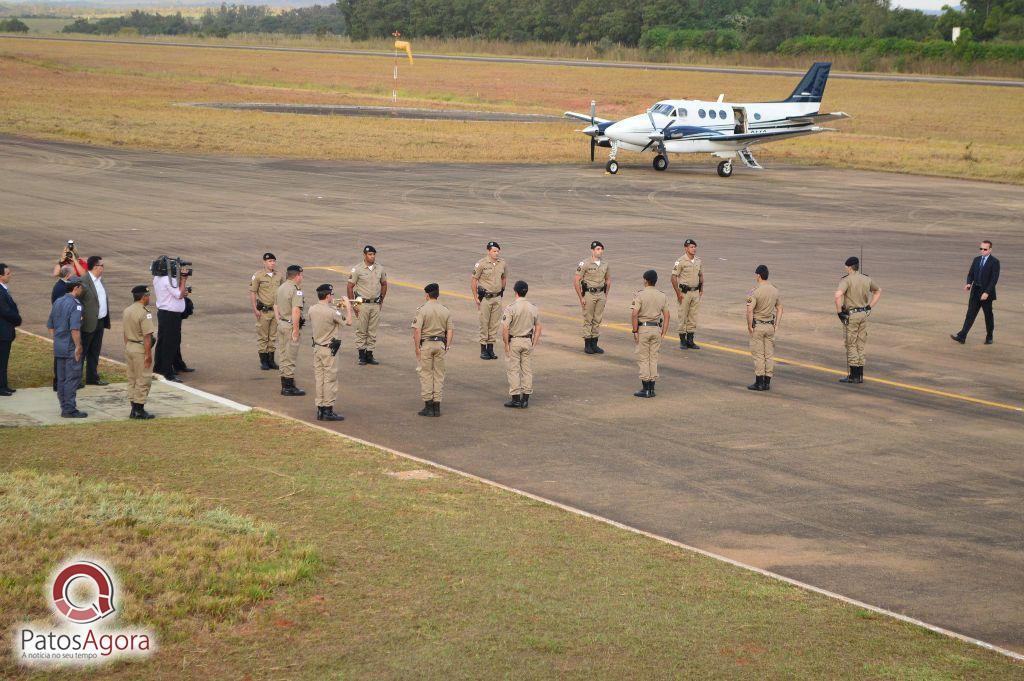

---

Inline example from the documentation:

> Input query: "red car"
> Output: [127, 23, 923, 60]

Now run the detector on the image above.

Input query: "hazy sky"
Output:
[891, 0, 954, 12]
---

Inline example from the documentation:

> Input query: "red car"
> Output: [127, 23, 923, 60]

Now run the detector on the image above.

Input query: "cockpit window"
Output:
[650, 104, 675, 116]
[679, 108, 687, 118]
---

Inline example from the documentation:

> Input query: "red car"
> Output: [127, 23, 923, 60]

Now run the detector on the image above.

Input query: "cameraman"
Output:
[152, 260, 191, 382]
[53, 241, 87, 279]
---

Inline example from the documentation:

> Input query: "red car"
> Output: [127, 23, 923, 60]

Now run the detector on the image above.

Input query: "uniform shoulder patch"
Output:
[674, 260, 680, 267]
[296, 290, 303, 295]
[578, 261, 585, 267]
[146, 313, 152, 319]
[76, 305, 82, 311]
[251, 274, 256, 281]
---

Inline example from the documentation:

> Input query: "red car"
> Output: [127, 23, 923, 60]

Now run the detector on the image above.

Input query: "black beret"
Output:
[363, 245, 376, 254]
[684, 239, 697, 247]
[845, 256, 860, 267]
[590, 240, 603, 249]
[486, 241, 500, 250]
[643, 269, 658, 284]
[131, 285, 150, 295]
[262, 252, 276, 260]
[424, 283, 440, 295]
[286, 265, 303, 274]
[316, 283, 333, 294]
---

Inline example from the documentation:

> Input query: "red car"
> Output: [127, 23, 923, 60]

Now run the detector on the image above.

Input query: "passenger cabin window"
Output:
[709, 110, 716, 119]
[698, 109, 706, 118]
[754, 112, 762, 120]
[719, 109, 727, 119]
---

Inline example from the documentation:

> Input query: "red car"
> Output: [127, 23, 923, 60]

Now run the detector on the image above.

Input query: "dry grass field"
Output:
[1, 37, 1023, 183]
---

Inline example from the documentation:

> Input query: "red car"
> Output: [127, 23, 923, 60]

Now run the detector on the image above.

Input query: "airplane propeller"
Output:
[641, 116, 676, 152]
[589, 100, 597, 162]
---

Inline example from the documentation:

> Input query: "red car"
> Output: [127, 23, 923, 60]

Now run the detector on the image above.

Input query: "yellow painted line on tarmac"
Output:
[309, 266, 1024, 414]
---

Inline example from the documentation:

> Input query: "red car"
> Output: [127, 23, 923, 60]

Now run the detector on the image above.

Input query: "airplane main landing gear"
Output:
[717, 160, 733, 178]
[653, 155, 668, 171]
[606, 160, 619, 174]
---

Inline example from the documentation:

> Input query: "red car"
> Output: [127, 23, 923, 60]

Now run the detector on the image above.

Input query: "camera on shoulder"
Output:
[151, 255, 194, 279]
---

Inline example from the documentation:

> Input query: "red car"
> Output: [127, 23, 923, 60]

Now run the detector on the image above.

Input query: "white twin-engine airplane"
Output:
[565, 62, 850, 177]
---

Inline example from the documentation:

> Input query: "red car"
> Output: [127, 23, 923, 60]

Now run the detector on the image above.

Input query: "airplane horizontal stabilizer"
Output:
[785, 111, 852, 125]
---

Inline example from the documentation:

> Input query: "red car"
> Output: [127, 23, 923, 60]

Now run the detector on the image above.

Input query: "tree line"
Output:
[61, 5, 345, 38]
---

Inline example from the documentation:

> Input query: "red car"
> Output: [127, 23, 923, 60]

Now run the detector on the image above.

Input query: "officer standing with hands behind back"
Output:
[122, 285, 156, 420]
[630, 270, 670, 398]
[275, 264, 306, 396]
[471, 241, 508, 360]
[574, 241, 610, 355]
[347, 245, 387, 366]
[671, 239, 704, 350]
[746, 265, 783, 392]
[835, 256, 881, 384]
[412, 283, 453, 417]
[250, 252, 283, 371]
[502, 280, 542, 408]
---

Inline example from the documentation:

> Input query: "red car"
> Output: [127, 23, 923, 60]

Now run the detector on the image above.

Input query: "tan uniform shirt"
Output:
[122, 302, 156, 343]
[276, 279, 304, 321]
[348, 262, 387, 299]
[413, 300, 454, 337]
[309, 301, 344, 346]
[747, 282, 781, 321]
[502, 298, 539, 336]
[473, 257, 508, 293]
[838, 272, 878, 309]
[672, 255, 703, 288]
[250, 270, 284, 307]
[631, 287, 669, 322]
[576, 259, 609, 289]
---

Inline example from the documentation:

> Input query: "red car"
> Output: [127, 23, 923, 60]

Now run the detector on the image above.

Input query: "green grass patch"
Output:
[8, 330, 126, 389]
[0, 411, 1020, 679]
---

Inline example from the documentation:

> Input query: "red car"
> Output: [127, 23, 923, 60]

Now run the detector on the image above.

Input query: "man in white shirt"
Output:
[153, 266, 191, 382]
[80, 255, 111, 385]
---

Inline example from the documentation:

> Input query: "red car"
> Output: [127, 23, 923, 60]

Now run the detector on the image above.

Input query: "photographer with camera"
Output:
[151, 255, 193, 383]
[53, 240, 87, 279]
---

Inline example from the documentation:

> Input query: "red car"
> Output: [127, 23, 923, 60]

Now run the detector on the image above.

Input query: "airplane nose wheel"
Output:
[653, 155, 668, 171]
[605, 160, 619, 174]
[717, 160, 733, 178]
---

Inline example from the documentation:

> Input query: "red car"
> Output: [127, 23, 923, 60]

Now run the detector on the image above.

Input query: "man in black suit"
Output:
[80, 255, 111, 385]
[0, 263, 22, 396]
[952, 240, 1000, 345]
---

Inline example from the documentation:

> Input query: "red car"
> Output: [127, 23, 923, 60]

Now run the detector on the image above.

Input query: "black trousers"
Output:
[958, 293, 994, 339]
[80, 318, 107, 382]
[0, 338, 11, 390]
[155, 310, 184, 377]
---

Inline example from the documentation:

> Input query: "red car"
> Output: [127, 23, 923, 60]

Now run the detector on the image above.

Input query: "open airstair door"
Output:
[738, 148, 762, 169]
[732, 107, 748, 135]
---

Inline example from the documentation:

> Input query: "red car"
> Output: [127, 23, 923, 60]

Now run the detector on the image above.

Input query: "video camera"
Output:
[150, 255, 194, 279]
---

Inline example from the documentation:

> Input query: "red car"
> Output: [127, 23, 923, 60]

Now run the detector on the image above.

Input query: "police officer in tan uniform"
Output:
[471, 241, 508, 360]
[309, 283, 352, 421]
[250, 252, 284, 371]
[347, 245, 388, 366]
[746, 265, 783, 392]
[502, 280, 542, 408]
[630, 270, 670, 398]
[574, 241, 610, 355]
[412, 283, 453, 417]
[274, 264, 306, 396]
[835, 256, 881, 384]
[122, 284, 156, 420]
[671, 238, 704, 350]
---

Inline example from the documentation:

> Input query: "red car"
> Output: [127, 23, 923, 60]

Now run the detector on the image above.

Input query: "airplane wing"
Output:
[564, 111, 613, 125]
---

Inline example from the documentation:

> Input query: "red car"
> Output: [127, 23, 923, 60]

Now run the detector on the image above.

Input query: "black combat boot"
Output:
[358, 349, 368, 365]
[418, 401, 433, 416]
[259, 352, 271, 370]
[686, 333, 700, 349]
[322, 406, 344, 421]
[852, 366, 864, 384]
[679, 333, 687, 349]
[281, 377, 306, 396]
[584, 338, 595, 354]
[480, 344, 490, 360]
[432, 401, 441, 417]
[316, 406, 325, 420]
[520, 394, 530, 408]
[129, 403, 140, 419]
[267, 352, 279, 370]
[487, 343, 498, 360]
[592, 337, 604, 354]
[130, 402, 154, 420]
[647, 381, 656, 397]
[839, 366, 856, 383]
[747, 376, 764, 391]
[763, 376, 772, 391]
[634, 381, 651, 398]
[365, 351, 379, 365]
[504, 394, 522, 408]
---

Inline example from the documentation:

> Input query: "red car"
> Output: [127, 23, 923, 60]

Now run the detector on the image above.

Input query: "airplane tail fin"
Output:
[783, 62, 832, 103]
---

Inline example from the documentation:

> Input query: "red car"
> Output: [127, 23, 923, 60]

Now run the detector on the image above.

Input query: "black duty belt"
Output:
[679, 284, 699, 293]
[481, 291, 503, 299]
[847, 306, 869, 313]
[360, 295, 383, 304]
[256, 302, 273, 312]
[753, 318, 776, 325]
[421, 335, 446, 343]
[584, 285, 606, 294]
[278, 317, 292, 324]
[127, 339, 143, 343]
[637, 321, 662, 327]
[512, 333, 534, 339]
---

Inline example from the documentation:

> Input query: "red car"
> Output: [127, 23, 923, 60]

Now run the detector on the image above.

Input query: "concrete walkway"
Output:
[0, 382, 247, 427]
